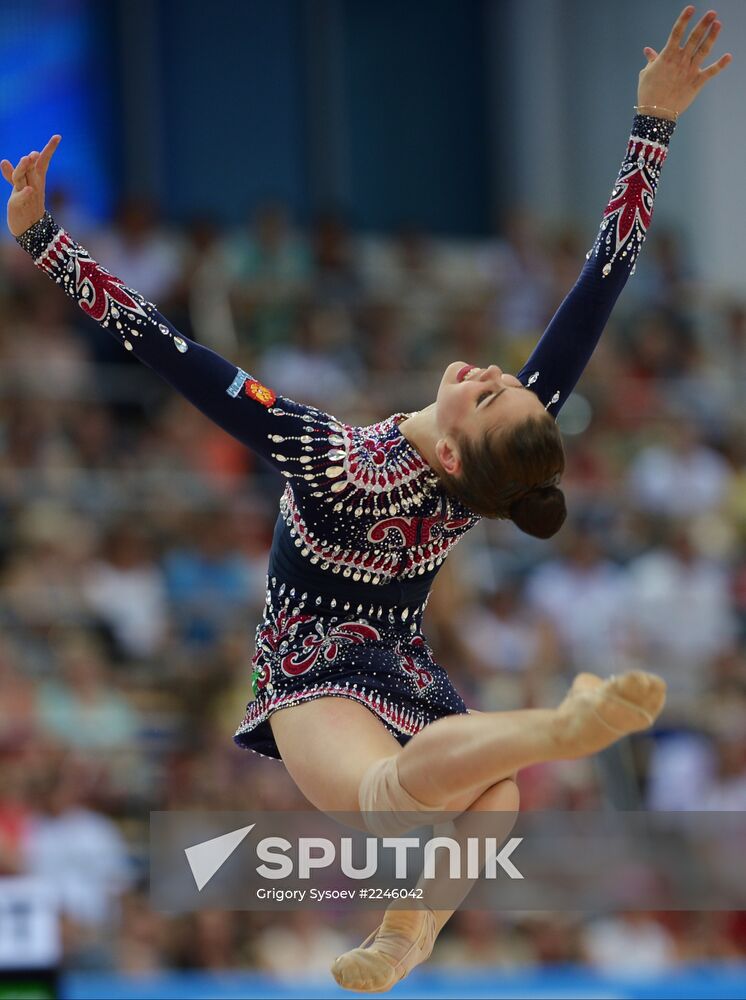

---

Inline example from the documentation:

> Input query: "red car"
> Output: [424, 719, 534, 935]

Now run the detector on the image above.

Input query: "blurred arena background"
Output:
[1, 0, 746, 997]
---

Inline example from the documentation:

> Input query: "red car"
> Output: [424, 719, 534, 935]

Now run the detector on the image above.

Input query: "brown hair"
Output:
[438, 413, 567, 538]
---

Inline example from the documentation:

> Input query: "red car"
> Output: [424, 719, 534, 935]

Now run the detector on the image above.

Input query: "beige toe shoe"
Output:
[558, 670, 666, 757]
[331, 907, 437, 993]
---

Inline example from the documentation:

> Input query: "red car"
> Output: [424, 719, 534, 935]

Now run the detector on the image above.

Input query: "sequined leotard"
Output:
[17, 114, 675, 758]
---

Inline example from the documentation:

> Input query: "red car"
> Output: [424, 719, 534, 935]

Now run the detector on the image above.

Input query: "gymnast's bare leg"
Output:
[271, 670, 665, 817]
[270, 668, 665, 992]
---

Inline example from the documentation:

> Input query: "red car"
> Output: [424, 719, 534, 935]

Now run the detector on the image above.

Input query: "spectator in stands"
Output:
[525, 524, 628, 678]
[226, 201, 311, 349]
[24, 752, 134, 965]
[87, 196, 184, 307]
[480, 210, 554, 342]
[624, 522, 736, 703]
[627, 417, 731, 517]
[582, 912, 677, 974]
[35, 632, 140, 753]
[162, 509, 257, 648]
[458, 577, 560, 710]
[81, 521, 168, 662]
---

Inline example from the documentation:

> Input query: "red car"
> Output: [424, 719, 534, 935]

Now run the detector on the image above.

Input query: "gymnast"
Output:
[2, 6, 731, 991]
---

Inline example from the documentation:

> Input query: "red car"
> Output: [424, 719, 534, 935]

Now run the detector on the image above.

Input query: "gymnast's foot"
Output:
[555, 670, 666, 758]
[331, 906, 437, 993]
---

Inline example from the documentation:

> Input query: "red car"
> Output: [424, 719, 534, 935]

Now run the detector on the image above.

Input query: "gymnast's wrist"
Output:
[634, 103, 678, 122]
[15, 210, 59, 259]
[631, 111, 677, 147]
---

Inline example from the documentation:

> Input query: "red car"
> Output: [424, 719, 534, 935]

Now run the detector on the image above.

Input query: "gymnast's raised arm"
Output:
[515, 5, 731, 417]
[1, 139, 342, 490]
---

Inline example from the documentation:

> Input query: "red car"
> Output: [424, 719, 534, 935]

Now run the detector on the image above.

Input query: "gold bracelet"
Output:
[634, 104, 679, 121]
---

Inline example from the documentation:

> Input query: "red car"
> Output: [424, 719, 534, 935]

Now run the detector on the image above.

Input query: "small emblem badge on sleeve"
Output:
[245, 379, 277, 407]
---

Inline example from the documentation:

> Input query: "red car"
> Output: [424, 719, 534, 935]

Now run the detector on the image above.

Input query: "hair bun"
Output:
[509, 485, 566, 539]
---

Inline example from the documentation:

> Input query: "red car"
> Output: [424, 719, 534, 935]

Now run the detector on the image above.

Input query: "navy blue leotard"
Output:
[17, 114, 675, 758]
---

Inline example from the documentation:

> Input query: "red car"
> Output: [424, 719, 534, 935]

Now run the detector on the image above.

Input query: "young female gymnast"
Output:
[2, 6, 731, 991]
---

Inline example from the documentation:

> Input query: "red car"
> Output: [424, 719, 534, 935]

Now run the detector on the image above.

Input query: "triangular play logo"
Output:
[184, 824, 255, 891]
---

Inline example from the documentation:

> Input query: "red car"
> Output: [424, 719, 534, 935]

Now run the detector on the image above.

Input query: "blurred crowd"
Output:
[0, 190, 744, 976]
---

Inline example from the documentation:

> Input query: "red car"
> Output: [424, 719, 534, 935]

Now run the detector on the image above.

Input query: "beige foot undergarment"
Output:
[331, 906, 437, 993]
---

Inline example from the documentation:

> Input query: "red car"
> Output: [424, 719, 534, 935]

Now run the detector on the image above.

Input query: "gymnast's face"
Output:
[434, 362, 545, 473]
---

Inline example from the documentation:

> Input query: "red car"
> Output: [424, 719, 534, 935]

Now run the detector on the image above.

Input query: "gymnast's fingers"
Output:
[692, 18, 722, 65]
[665, 5, 695, 50]
[698, 50, 733, 85]
[684, 9, 717, 59]
[26, 151, 40, 179]
[11, 155, 30, 192]
[37, 134, 62, 177]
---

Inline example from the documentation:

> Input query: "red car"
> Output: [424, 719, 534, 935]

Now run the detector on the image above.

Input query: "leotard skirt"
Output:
[234, 575, 469, 760]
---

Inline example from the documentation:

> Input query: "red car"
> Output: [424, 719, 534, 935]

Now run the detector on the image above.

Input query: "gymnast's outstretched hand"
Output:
[638, 6, 732, 118]
[1, 133, 61, 238]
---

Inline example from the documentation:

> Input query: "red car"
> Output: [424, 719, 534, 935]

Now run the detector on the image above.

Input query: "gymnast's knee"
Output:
[358, 754, 453, 837]
[490, 776, 520, 812]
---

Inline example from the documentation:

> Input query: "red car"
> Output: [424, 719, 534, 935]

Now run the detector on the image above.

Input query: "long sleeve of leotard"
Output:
[15, 213, 342, 492]
[516, 113, 676, 416]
